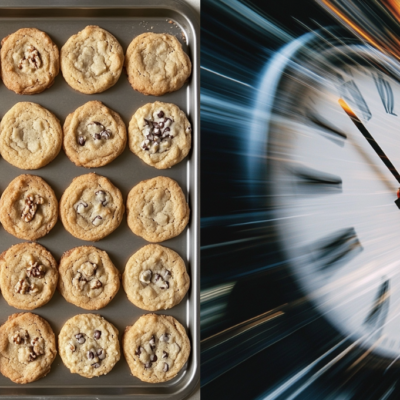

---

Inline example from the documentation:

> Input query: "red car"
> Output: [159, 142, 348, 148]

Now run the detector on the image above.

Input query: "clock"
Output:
[256, 31, 400, 360]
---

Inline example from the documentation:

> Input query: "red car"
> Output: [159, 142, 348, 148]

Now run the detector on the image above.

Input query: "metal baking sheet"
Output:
[0, 0, 199, 398]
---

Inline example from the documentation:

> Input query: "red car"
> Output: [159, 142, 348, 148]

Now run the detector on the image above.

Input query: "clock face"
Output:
[269, 45, 400, 359]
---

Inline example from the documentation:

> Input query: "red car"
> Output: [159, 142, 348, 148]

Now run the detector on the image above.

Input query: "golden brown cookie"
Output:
[60, 173, 124, 241]
[126, 176, 190, 242]
[0, 313, 57, 384]
[0, 243, 58, 310]
[0, 102, 63, 170]
[123, 314, 190, 383]
[61, 25, 124, 94]
[125, 32, 192, 96]
[122, 244, 190, 311]
[63, 101, 127, 168]
[58, 314, 120, 378]
[0, 174, 58, 241]
[0, 28, 59, 94]
[58, 246, 120, 310]
[129, 102, 191, 169]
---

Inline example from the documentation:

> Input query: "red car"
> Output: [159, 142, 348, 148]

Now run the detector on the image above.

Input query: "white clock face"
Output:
[270, 46, 400, 359]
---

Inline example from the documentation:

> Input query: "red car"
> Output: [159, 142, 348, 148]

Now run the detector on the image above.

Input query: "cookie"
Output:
[128, 102, 191, 169]
[125, 32, 192, 96]
[123, 314, 190, 383]
[59, 246, 120, 310]
[0, 174, 58, 241]
[0, 243, 58, 310]
[1, 28, 59, 94]
[0, 313, 57, 384]
[0, 102, 62, 170]
[122, 244, 189, 311]
[61, 25, 124, 94]
[63, 101, 127, 168]
[58, 313, 120, 378]
[126, 176, 189, 242]
[60, 173, 124, 241]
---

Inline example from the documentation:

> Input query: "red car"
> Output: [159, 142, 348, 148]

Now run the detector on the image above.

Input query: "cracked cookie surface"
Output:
[0, 243, 58, 310]
[126, 176, 189, 243]
[63, 100, 126, 168]
[0, 102, 62, 170]
[123, 314, 190, 383]
[1, 28, 59, 94]
[61, 25, 124, 94]
[0, 174, 58, 241]
[0, 313, 57, 384]
[59, 246, 120, 310]
[123, 244, 189, 311]
[129, 102, 191, 169]
[125, 32, 191, 96]
[59, 313, 120, 378]
[60, 173, 124, 241]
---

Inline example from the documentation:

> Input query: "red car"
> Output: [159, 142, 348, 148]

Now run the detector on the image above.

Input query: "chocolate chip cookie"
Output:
[59, 313, 120, 378]
[59, 246, 120, 310]
[0, 242, 58, 310]
[63, 101, 127, 168]
[0, 174, 58, 241]
[60, 173, 124, 241]
[0, 102, 63, 170]
[125, 32, 192, 96]
[1, 28, 59, 94]
[123, 314, 190, 383]
[61, 25, 124, 94]
[126, 176, 189, 242]
[122, 244, 190, 311]
[0, 313, 57, 384]
[128, 102, 191, 169]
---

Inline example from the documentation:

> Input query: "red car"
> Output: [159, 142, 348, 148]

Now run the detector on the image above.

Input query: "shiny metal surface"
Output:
[0, 0, 199, 398]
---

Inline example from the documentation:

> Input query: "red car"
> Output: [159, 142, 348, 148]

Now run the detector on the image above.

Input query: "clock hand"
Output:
[339, 99, 400, 208]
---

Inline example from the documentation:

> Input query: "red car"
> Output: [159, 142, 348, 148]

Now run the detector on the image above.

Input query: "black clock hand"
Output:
[339, 99, 400, 208]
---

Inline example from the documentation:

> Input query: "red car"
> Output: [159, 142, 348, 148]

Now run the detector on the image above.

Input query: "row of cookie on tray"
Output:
[0, 242, 189, 312]
[0, 100, 191, 170]
[0, 312, 190, 384]
[1, 26, 191, 96]
[0, 173, 189, 242]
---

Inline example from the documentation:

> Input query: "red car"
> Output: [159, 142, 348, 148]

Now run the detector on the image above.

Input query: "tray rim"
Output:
[0, 0, 200, 399]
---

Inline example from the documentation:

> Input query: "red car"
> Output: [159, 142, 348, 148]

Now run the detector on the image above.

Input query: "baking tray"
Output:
[0, 0, 199, 398]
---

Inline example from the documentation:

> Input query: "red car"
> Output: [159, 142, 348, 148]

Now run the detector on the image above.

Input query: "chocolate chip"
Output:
[139, 270, 152, 284]
[160, 333, 170, 342]
[75, 333, 83, 339]
[92, 362, 101, 368]
[161, 281, 169, 290]
[97, 349, 106, 360]
[159, 122, 164, 129]
[78, 136, 86, 146]
[162, 351, 168, 359]
[163, 127, 171, 134]
[158, 111, 164, 118]
[163, 363, 169, 372]
[92, 215, 103, 226]
[135, 347, 141, 356]
[87, 351, 94, 360]
[145, 361, 152, 369]
[147, 134, 154, 141]
[101, 130, 111, 140]
[78, 337, 86, 344]
[153, 274, 161, 282]
[90, 121, 104, 127]
[94, 330, 101, 340]
[94, 133, 101, 140]
[150, 354, 157, 362]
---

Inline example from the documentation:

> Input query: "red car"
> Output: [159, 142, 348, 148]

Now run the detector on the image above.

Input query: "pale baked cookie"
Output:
[61, 25, 124, 94]
[59, 246, 120, 310]
[123, 314, 190, 383]
[58, 313, 120, 378]
[63, 101, 127, 168]
[60, 173, 124, 241]
[122, 244, 189, 311]
[0, 102, 62, 170]
[0, 243, 58, 310]
[1, 28, 59, 94]
[125, 33, 192, 96]
[126, 176, 189, 242]
[0, 313, 57, 384]
[0, 174, 58, 241]
[129, 102, 191, 169]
